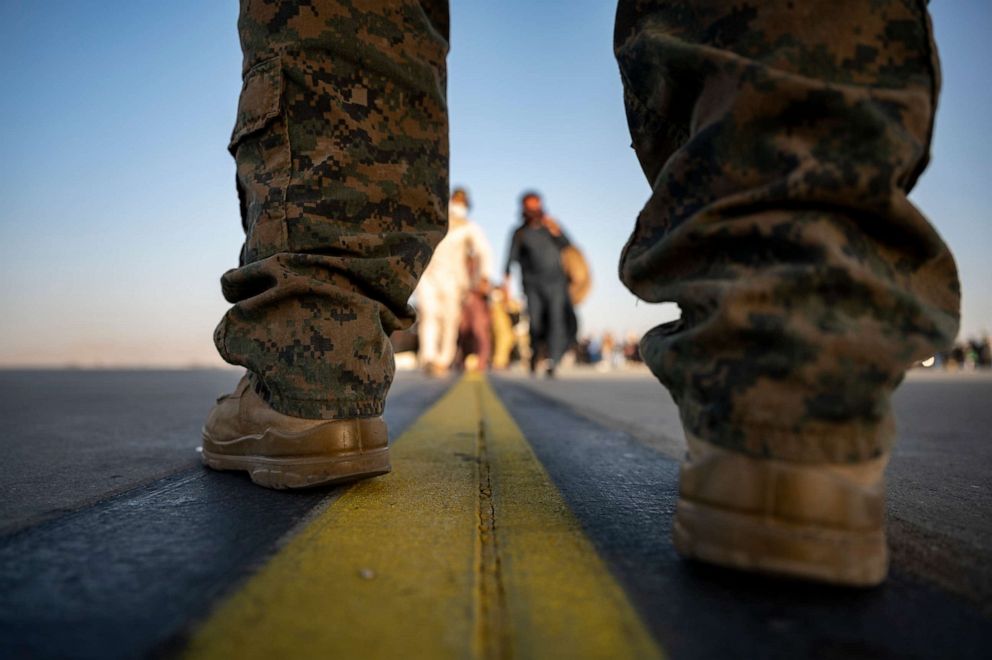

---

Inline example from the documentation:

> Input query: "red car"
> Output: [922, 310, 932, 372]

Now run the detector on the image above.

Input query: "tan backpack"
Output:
[561, 245, 591, 305]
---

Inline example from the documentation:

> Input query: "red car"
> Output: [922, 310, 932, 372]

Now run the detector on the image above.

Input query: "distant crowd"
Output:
[929, 335, 992, 370]
[396, 187, 594, 378]
[573, 332, 644, 369]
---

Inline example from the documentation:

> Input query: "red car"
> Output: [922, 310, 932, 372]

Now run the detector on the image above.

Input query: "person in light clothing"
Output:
[416, 187, 493, 376]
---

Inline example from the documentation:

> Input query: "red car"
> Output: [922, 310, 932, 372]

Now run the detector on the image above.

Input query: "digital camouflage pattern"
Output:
[216, 0, 960, 462]
[614, 0, 960, 462]
[215, 0, 449, 418]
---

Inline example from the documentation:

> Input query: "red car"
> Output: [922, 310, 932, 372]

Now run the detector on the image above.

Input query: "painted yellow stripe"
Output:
[186, 374, 663, 659]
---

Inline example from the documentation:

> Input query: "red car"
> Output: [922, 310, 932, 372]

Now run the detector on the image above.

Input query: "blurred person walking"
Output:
[456, 251, 493, 371]
[600, 331, 619, 371]
[503, 192, 576, 378]
[489, 287, 518, 370]
[202, 0, 960, 590]
[622, 332, 642, 364]
[416, 187, 493, 376]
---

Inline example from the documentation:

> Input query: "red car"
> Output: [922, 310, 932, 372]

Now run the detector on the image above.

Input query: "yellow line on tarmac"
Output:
[186, 374, 663, 660]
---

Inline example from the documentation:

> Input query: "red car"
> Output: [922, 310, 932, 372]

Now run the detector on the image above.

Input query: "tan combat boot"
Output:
[201, 375, 391, 489]
[673, 434, 889, 586]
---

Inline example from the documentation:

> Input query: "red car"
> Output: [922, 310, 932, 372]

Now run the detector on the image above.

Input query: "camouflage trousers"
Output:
[215, 0, 449, 418]
[217, 0, 959, 464]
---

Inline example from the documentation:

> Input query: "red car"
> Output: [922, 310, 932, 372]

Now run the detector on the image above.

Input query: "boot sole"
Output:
[673, 498, 888, 587]
[201, 446, 391, 490]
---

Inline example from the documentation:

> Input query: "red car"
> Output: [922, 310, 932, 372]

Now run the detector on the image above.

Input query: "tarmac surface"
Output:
[0, 367, 989, 658]
[501, 368, 992, 615]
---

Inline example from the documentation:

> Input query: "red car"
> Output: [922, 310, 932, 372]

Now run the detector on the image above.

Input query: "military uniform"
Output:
[211, 0, 959, 582]
[216, 0, 450, 420]
[613, 0, 958, 464]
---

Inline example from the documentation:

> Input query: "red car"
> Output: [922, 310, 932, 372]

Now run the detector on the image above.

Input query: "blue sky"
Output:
[0, 0, 988, 366]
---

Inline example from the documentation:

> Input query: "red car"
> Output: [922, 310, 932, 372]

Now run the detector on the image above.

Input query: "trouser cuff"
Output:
[677, 397, 895, 464]
[248, 372, 386, 420]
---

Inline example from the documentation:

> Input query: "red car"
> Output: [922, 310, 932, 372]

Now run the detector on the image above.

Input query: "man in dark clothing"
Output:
[503, 192, 575, 377]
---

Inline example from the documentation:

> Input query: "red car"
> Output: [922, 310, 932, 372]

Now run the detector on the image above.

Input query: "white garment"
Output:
[416, 278, 462, 368]
[416, 210, 494, 367]
[420, 215, 493, 291]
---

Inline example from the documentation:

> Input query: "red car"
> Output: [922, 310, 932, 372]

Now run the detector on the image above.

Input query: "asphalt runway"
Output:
[0, 368, 989, 658]
[499, 368, 992, 615]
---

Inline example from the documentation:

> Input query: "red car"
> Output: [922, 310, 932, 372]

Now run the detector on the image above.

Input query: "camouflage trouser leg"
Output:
[614, 1, 960, 462]
[215, 0, 449, 418]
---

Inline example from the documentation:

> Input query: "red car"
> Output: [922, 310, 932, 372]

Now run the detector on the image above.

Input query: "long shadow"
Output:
[0, 376, 452, 660]
[491, 378, 992, 660]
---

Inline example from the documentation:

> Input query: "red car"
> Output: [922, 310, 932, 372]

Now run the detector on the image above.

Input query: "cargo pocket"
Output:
[228, 55, 290, 263]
